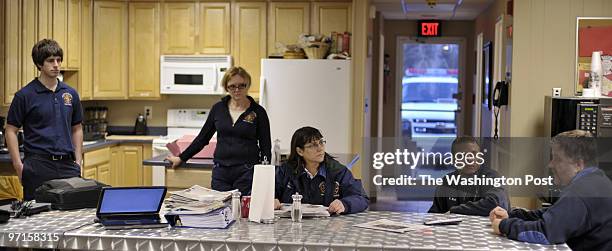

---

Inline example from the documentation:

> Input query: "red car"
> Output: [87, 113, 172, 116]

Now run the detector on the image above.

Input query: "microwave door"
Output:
[162, 66, 216, 93]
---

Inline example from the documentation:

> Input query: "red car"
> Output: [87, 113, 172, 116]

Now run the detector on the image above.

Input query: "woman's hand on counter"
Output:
[165, 156, 182, 168]
[274, 199, 282, 210]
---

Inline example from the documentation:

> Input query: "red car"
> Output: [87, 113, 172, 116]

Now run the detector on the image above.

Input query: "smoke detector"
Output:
[427, 0, 437, 8]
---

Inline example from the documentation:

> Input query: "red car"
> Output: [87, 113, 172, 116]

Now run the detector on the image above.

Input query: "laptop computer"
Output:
[96, 186, 168, 230]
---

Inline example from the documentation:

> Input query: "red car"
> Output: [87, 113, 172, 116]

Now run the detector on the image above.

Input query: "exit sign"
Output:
[418, 20, 441, 37]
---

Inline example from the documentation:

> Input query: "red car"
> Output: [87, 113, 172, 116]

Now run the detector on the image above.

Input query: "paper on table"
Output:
[248, 164, 275, 223]
[354, 219, 428, 233]
[275, 203, 330, 218]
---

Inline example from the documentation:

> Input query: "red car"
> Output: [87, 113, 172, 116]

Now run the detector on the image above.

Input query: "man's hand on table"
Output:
[489, 206, 508, 235]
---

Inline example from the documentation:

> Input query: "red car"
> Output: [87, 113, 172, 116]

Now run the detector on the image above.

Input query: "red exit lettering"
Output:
[421, 22, 439, 36]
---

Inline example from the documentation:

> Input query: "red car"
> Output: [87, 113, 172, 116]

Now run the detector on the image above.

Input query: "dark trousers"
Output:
[211, 163, 254, 195]
[21, 155, 81, 200]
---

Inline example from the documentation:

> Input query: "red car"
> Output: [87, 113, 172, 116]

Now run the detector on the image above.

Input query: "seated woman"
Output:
[274, 126, 368, 215]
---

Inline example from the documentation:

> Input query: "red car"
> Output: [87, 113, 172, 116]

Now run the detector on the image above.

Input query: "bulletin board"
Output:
[575, 17, 612, 96]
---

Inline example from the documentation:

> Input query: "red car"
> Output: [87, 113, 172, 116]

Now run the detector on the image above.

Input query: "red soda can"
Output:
[241, 196, 251, 218]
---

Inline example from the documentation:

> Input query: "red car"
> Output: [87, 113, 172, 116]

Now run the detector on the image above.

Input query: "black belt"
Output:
[26, 153, 75, 161]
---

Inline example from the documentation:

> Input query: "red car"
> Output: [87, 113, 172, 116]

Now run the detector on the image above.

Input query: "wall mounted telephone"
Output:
[492, 81, 509, 107]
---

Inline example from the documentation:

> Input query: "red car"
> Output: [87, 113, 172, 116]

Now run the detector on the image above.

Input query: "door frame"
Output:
[395, 36, 467, 137]
[474, 33, 484, 137]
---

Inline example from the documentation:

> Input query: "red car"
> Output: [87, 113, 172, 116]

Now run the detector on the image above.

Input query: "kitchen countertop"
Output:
[0, 135, 159, 164]
[142, 153, 358, 170]
[143, 154, 214, 169]
[0, 209, 570, 250]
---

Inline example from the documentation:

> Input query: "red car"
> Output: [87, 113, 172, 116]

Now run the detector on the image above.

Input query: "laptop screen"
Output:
[98, 187, 166, 215]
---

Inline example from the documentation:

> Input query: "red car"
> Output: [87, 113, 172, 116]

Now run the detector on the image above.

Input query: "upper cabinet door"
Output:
[162, 2, 196, 54]
[80, 0, 93, 100]
[93, 1, 127, 99]
[232, 2, 266, 99]
[199, 2, 230, 54]
[22, 0, 38, 86]
[52, 0, 67, 55]
[4, 0, 22, 106]
[66, 0, 81, 69]
[311, 2, 352, 36]
[129, 2, 160, 99]
[268, 2, 310, 56]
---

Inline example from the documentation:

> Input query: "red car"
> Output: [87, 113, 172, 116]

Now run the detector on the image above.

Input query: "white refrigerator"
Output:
[259, 59, 352, 155]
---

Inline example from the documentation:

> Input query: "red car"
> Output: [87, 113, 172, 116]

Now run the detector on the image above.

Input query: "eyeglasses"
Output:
[227, 83, 248, 91]
[304, 139, 326, 149]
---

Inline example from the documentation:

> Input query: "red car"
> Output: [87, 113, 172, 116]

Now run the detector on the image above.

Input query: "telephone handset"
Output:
[492, 81, 509, 107]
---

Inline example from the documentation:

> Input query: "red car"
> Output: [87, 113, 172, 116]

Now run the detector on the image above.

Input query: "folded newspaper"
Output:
[354, 219, 428, 233]
[274, 203, 330, 218]
[164, 185, 235, 214]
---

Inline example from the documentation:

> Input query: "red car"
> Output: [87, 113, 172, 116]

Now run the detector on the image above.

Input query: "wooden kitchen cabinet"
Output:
[52, 0, 67, 57]
[129, 2, 160, 99]
[121, 144, 143, 187]
[4, 0, 21, 106]
[162, 2, 229, 55]
[22, 0, 39, 86]
[199, 2, 230, 54]
[93, 1, 127, 99]
[232, 2, 266, 99]
[267, 2, 309, 56]
[0, 0, 4, 106]
[79, 0, 93, 100]
[52, 0, 81, 70]
[161, 2, 196, 54]
[38, 0, 53, 39]
[82, 147, 110, 183]
[311, 2, 352, 37]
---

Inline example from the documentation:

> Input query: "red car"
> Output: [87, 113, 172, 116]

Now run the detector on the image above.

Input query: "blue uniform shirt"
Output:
[7, 78, 83, 155]
[275, 156, 369, 214]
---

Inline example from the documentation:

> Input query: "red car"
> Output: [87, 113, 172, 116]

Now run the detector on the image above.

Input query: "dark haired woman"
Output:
[274, 126, 368, 215]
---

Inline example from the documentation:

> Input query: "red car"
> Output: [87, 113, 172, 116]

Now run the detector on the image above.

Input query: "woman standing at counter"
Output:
[274, 127, 368, 214]
[166, 67, 271, 195]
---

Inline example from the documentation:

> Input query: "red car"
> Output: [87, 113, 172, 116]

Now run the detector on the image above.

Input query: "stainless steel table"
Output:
[0, 209, 570, 250]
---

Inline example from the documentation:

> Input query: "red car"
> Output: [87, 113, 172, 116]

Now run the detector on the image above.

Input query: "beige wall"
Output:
[83, 95, 221, 127]
[511, 0, 612, 137]
[382, 20, 475, 137]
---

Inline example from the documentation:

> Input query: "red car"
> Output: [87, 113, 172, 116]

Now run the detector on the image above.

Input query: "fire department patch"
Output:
[319, 181, 326, 195]
[242, 111, 257, 123]
[62, 92, 73, 106]
[333, 181, 340, 198]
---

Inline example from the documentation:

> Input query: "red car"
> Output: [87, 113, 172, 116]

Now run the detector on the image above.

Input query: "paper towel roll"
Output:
[591, 51, 603, 97]
[248, 164, 275, 223]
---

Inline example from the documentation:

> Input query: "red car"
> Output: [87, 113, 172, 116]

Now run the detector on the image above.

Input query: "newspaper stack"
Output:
[164, 185, 235, 214]
[274, 203, 331, 218]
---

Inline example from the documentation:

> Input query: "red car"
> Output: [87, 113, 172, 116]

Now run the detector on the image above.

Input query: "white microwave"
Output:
[160, 55, 232, 94]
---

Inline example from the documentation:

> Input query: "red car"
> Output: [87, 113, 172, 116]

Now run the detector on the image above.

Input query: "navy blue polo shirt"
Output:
[7, 78, 83, 155]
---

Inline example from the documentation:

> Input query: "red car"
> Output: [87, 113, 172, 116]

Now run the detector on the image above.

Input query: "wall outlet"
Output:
[552, 88, 562, 97]
[144, 106, 153, 120]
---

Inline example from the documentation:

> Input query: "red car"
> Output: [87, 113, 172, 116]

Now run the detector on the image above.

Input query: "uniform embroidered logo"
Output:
[319, 181, 326, 196]
[62, 93, 73, 106]
[333, 181, 340, 198]
[242, 111, 257, 123]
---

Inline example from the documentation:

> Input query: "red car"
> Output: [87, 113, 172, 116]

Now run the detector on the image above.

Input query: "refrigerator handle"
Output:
[259, 76, 266, 108]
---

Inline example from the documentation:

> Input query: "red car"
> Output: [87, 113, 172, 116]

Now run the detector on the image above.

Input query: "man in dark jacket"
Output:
[428, 136, 510, 216]
[490, 130, 612, 250]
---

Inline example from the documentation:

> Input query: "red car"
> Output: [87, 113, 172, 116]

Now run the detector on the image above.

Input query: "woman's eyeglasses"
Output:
[304, 139, 326, 149]
[227, 83, 248, 91]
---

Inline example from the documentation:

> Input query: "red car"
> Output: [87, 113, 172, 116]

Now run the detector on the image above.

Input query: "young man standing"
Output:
[5, 39, 83, 200]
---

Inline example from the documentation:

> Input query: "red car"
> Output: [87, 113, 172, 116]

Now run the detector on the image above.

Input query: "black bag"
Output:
[34, 177, 109, 210]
